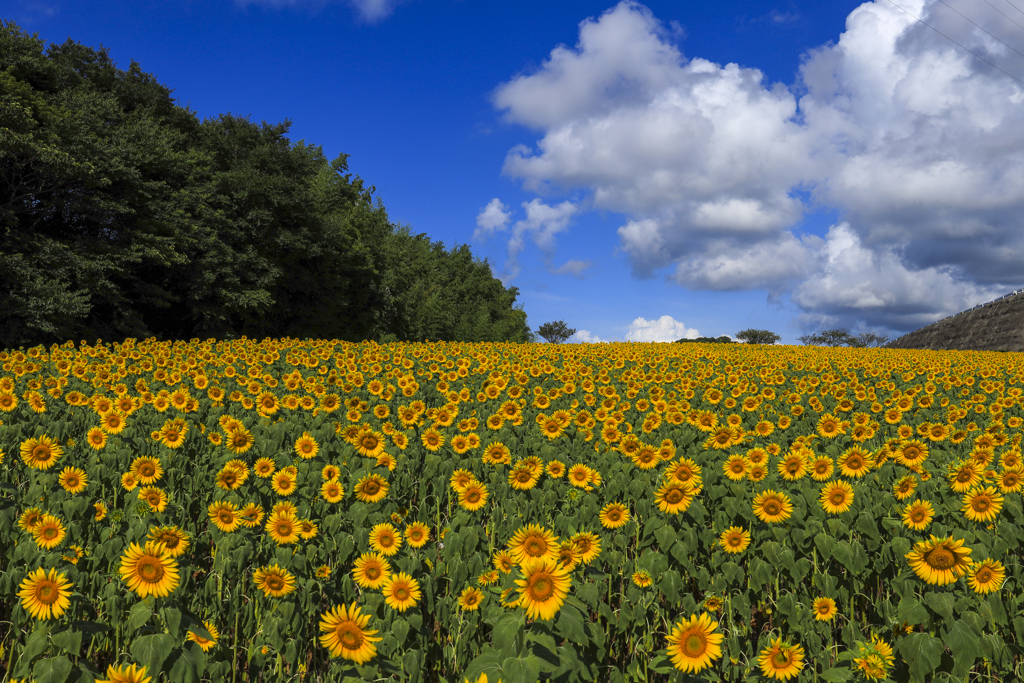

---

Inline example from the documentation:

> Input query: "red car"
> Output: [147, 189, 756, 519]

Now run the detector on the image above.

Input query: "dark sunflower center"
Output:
[378, 534, 394, 547]
[926, 546, 956, 569]
[363, 481, 380, 495]
[138, 557, 164, 583]
[36, 582, 56, 603]
[517, 471, 533, 483]
[977, 567, 993, 582]
[607, 510, 622, 522]
[366, 566, 381, 580]
[773, 650, 793, 667]
[973, 497, 991, 512]
[42, 526, 58, 540]
[683, 632, 707, 657]
[267, 575, 284, 591]
[467, 490, 481, 504]
[764, 500, 781, 515]
[831, 492, 846, 505]
[847, 456, 863, 470]
[32, 445, 50, 461]
[665, 489, 685, 505]
[911, 510, 926, 523]
[525, 539, 545, 556]
[218, 510, 234, 524]
[276, 521, 292, 536]
[529, 575, 553, 600]
[338, 625, 363, 650]
[395, 586, 409, 601]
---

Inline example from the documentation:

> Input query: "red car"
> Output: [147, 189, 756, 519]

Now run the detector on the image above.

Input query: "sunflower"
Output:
[238, 503, 265, 528]
[130, 456, 164, 485]
[459, 586, 484, 611]
[405, 522, 431, 548]
[253, 564, 297, 598]
[599, 502, 630, 529]
[507, 524, 559, 564]
[752, 490, 793, 523]
[119, 542, 180, 598]
[546, 460, 566, 478]
[93, 501, 108, 521]
[720, 454, 747, 481]
[159, 421, 188, 449]
[224, 428, 254, 455]
[381, 572, 421, 612]
[819, 480, 854, 514]
[369, 523, 403, 556]
[32, 514, 66, 549]
[482, 442, 511, 465]
[147, 526, 190, 557]
[759, 638, 805, 680]
[666, 458, 702, 487]
[566, 464, 594, 489]
[817, 413, 845, 438]
[812, 597, 837, 622]
[253, 457, 276, 478]
[57, 466, 88, 495]
[515, 557, 571, 621]
[319, 602, 382, 663]
[291, 432, 319, 459]
[664, 613, 724, 673]
[208, 501, 240, 533]
[265, 511, 300, 545]
[570, 531, 601, 564]
[508, 464, 541, 491]
[838, 447, 873, 478]
[95, 663, 152, 683]
[905, 535, 973, 585]
[18, 507, 44, 533]
[186, 621, 219, 652]
[215, 466, 247, 491]
[138, 487, 168, 513]
[967, 558, 1006, 594]
[459, 483, 489, 511]
[655, 481, 694, 515]
[947, 459, 984, 493]
[493, 550, 515, 574]
[962, 486, 1003, 523]
[354, 474, 389, 503]
[18, 567, 72, 620]
[321, 479, 344, 503]
[998, 468, 1023, 493]
[449, 469, 475, 491]
[352, 553, 391, 589]
[87, 426, 108, 449]
[896, 440, 929, 467]
[632, 570, 653, 587]
[271, 469, 297, 496]
[810, 456, 834, 481]
[20, 435, 63, 470]
[893, 475, 918, 500]
[719, 526, 751, 554]
[902, 500, 934, 531]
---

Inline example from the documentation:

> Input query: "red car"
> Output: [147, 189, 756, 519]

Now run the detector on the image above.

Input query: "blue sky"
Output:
[12, 0, 1024, 343]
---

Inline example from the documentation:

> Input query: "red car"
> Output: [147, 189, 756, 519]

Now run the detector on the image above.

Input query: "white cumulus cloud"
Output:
[568, 329, 606, 343]
[625, 315, 698, 342]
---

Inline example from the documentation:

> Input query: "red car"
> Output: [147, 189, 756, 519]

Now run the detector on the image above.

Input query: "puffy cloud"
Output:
[479, 198, 580, 281]
[474, 198, 512, 242]
[568, 329, 606, 343]
[625, 315, 698, 342]
[488, 0, 1024, 331]
[551, 259, 593, 277]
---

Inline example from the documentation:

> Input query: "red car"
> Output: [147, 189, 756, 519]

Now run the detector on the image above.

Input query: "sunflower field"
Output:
[2, 338, 1024, 683]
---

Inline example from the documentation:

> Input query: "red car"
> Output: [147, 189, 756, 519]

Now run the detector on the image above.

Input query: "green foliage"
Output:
[735, 328, 780, 345]
[674, 335, 735, 344]
[536, 321, 576, 344]
[799, 329, 890, 348]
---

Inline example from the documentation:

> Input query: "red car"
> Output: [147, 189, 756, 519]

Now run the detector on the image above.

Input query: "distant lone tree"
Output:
[798, 329, 890, 347]
[537, 320, 577, 344]
[851, 331, 890, 348]
[675, 336, 734, 344]
[735, 329, 780, 345]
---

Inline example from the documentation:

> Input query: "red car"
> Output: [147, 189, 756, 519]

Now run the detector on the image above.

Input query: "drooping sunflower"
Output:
[902, 500, 934, 531]
[655, 481, 694, 515]
[962, 486, 1003, 523]
[758, 638, 805, 680]
[967, 558, 1006, 594]
[119, 542, 180, 598]
[719, 526, 751, 554]
[812, 597, 837, 622]
[515, 557, 571, 621]
[905, 535, 973, 585]
[352, 552, 391, 589]
[58, 466, 88, 495]
[369, 523, 403, 557]
[253, 564, 297, 598]
[382, 572, 422, 612]
[319, 602, 382, 663]
[147, 526, 190, 557]
[599, 502, 630, 529]
[265, 511, 300, 545]
[354, 474, 389, 503]
[405, 521, 431, 548]
[32, 514, 66, 549]
[18, 567, 72, 620]
[95, 663, 152, 683]
[570, 531, 602, 564]
[20, 435, 63, 470]
[186, 621, 219, 652]
[819, 481, 854, 515]
[322, 479, 345, 503]
[664, 613, 724, 673]
[208, 501, 241, 533]
[459, 482, 489, 511]
[507, 524, 559, 564]
[458, 586, 484, 611]
[752, 490, 793, 523]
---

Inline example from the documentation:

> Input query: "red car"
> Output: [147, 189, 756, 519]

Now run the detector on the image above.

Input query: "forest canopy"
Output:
[0, 21, 533, 348]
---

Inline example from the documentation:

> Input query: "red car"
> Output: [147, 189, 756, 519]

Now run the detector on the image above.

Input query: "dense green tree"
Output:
[735, 329, 780, 345]
[0, 21, 531, 347]
[798, 328, 890, 348]
[537, 320, 577, 344]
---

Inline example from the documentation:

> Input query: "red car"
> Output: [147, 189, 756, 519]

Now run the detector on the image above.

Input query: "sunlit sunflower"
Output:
[95, 663, 152, 683]
[129, 456, 163, 486]
[896, 440, 929, 467]
[507, 524, 559, 563]
[18, 507, 44, 533]
[265, 511, 300, 545]
[119, 542, 180, 598]
[318, 602, 382, 663]
[819, 480, 854, 514]
[902, 500, 934, 531]
[459, 482, 489, 511]
[809, 456, 834, 481]
[238, 503, 265, 528]
[967, 558, 1006, 594]
[837, 447, 873, 478]
[722, 455, 750, 481]
[215, 466, 247, 491]
[515, 557, 571, 621]
[778, 453, 807, 481]
[93, 501, 108, 521]
[719, 526, 751, 554]
[664, 613, 724, 673]
[20, 435, 63, 470]
[87, 426, 108, 450]
[812, 597, 837, 622]
[759, 638, 805, 680]
[18, 567, 72, 620]
[962, 486, 1003, 523]
[892, 475, 917, 500]
[224, 428, 254, 455]
[57, 466, 88, 495]
[253, 564, 297, 598]
[752, 490, 793, 523]
[354, 474, 389, 503]
[482, 442, 511, 465]
[253, 457, 276, 478]
[493, 550, 515, 574]
[382, 572, 421, 612]
[546, 460, 566, 478]
[32, 514, 66, 549]
[905, 535, 973, 585]
[508, 463, 541, 491]
[449, 469, 476, 491]
[570, 531, 601, 564]
[405, 522, 431, 548]
[137, 486, 168, 513]
[147, 526, 190, 557]
[948, 459, 984, 493]
[632, 569, 653, 587]
[655, 481, 694, 515]
[270, 469, 297, 496]
[599, 502, 630, 529]
[321, 479, 344, 503]
[186, 621, 219, 652]
[458, 586, 484, 611]
[566, 464, 595, 489]
[998, 468, 1024, 493]
[352, 553, 391, 589]
[208, 501, 241, 533]
[294, 432, 319, 459]
[369, 523, 403, 557]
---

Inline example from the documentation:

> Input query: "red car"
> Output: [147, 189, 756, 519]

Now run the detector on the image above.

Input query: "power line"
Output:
[980, 0, 1024, 35]
[882, 0, 1024, 87]
[1002, 0, 1024, 19]
[936, 0, 1024, 60]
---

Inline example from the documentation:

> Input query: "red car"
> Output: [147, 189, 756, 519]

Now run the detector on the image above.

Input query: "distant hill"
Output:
[886, 289, 1024, 352]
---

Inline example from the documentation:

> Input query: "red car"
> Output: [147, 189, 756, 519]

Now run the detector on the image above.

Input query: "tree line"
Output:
[0, 21, 533, 348]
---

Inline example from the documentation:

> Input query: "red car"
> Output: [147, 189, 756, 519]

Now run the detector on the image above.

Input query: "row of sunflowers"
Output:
[2, 338, 1024, 682]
